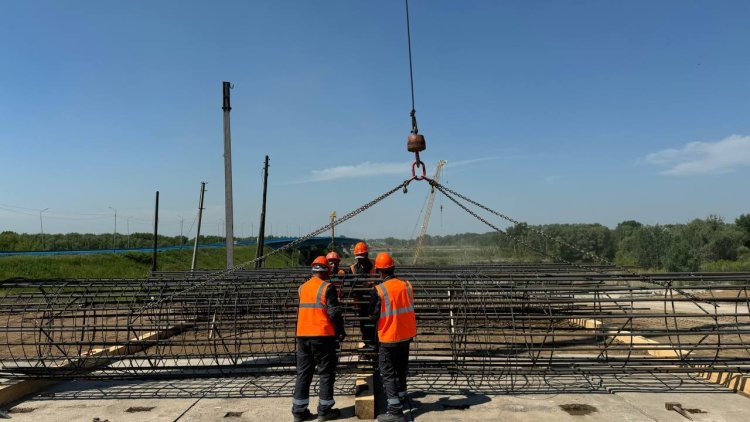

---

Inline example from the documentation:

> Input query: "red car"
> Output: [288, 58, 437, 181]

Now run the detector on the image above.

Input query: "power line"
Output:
[0, 203, 110, 216]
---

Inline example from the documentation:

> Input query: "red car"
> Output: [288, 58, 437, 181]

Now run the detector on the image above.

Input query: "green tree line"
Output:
[381, 214, 750, 271]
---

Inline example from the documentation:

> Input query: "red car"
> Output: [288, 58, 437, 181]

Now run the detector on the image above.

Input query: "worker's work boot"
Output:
[377, 413, 407, 422]
[293, 409, 315, 422]
[317, 408, 341, 421]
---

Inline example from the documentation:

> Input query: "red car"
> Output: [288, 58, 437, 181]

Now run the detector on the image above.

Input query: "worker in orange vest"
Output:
[349, 241, 375, 275]
[369, 252, 416, 422]
[349, 242, 378, 352]
[292, 256, 346, 422]
[326, 251, 347, 300]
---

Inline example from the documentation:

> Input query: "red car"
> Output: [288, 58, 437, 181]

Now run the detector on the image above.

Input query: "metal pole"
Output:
[126, 216, 132, 248]
[39, 208, 49, 250]
[179, 216, 184, 248]
[108, 206, 117, 251]
[222, 81, 235, 270]
[151, 191, 159, 273]
[330, 211, 336, 251]
[191, 182, 206, 271]
[255, 155, 269, 269]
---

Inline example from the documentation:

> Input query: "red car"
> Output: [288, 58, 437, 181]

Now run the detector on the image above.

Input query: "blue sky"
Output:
[1, 1, 749, 239]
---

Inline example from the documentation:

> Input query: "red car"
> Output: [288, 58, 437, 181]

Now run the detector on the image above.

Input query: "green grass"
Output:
[700, 258, 750, 272]
[0, 246, 297, 280]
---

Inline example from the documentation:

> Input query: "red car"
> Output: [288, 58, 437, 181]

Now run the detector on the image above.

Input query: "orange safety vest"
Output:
[375, 277, 416, 343]
[296, 276, 336, 337]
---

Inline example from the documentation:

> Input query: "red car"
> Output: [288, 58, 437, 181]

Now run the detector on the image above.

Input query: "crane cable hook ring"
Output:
[411, 159, 427, 180]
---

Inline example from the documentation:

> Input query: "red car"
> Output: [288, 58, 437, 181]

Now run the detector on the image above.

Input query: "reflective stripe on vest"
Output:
[297, 277, 335, 337]
[376, 278, 417, 343]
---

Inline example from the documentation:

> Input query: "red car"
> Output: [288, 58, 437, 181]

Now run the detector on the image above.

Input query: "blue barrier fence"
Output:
[0, 237, 360, 257]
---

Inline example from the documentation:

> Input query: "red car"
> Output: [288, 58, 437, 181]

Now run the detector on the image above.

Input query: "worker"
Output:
[326, 251, 347, 299]
[349, 242, 375, 275]
[349, 242, 378, 351]
[327, 251, 347, 277]
[292, 256, 346, 422]
[369, 252, 416, 422]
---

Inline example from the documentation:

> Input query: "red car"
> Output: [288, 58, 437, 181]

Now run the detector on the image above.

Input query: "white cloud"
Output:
[306, 161, 410, 182]
[643, 134, 750, 175]
[290, 157, 500, 184]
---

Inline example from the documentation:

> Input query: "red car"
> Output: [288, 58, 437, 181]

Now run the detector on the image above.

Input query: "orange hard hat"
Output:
[326, 251, 341, 262]
[374, 252, 395, 270]
[353, 242, 369, 256]
[311, 256, 330, 272]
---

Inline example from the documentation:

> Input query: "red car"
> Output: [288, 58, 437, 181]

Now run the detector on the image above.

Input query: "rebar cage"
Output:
[2, 264, 749, 396]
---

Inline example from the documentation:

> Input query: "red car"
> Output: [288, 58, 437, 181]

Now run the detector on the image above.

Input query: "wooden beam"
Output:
[354, 373, 375, 420]
[0, 323, 188, 407]
[569, 318, 748, 397]
[566, 318, 688, 358]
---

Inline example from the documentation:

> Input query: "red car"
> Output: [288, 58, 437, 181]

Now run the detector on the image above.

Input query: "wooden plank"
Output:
[0, 324, 188, 407]
[566, 318, 688, 358]
[355, 373, 375, 420]
[0, 379, 57, 408]
[569, 318, 748, 398]
[354, 340, 376, 419]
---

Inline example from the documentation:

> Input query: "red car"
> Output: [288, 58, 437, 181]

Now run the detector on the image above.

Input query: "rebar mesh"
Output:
[2, 265, 749, 391]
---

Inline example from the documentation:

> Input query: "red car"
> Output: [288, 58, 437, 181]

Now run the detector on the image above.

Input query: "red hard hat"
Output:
[353, 242, 369, 256]
[311, 256, 330, 272]
[326, 251, 341, 262]
[374, 252, 395, 270]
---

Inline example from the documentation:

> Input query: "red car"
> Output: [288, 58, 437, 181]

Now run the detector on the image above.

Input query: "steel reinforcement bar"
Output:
[1, 265, 749, 383]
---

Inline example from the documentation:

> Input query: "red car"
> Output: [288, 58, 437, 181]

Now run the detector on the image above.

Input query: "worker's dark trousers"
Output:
[359, 316, 377, 347]
[379, 340, 411, 415]
[354, 281, 377, 347]
[292, 337, 337, 416]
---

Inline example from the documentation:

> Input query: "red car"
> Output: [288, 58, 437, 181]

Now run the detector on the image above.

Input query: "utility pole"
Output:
[330, 211, 336, 251]
[39, 208, 49, 250]
[222, 81, 235, 269]
[151, 191, 159, 273]
[126, 216, 132, 248]
[179, 216, 184, 248]
[108, 206, 117, 251]
[191, 182, 206, 271]
[255, 155, 269, 269]
[440, 205, 443, 230]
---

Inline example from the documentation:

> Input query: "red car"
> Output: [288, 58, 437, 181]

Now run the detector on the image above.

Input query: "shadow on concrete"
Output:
[405, 389, 491, 420]
[332, 404, 355, 419]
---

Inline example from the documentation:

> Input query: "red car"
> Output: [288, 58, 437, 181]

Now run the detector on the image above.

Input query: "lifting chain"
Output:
[427, 179, 717, 308]
[140, 178, 415, 312]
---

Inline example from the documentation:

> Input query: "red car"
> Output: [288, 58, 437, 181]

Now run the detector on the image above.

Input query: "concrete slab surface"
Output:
[3, 375, 748, 421]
